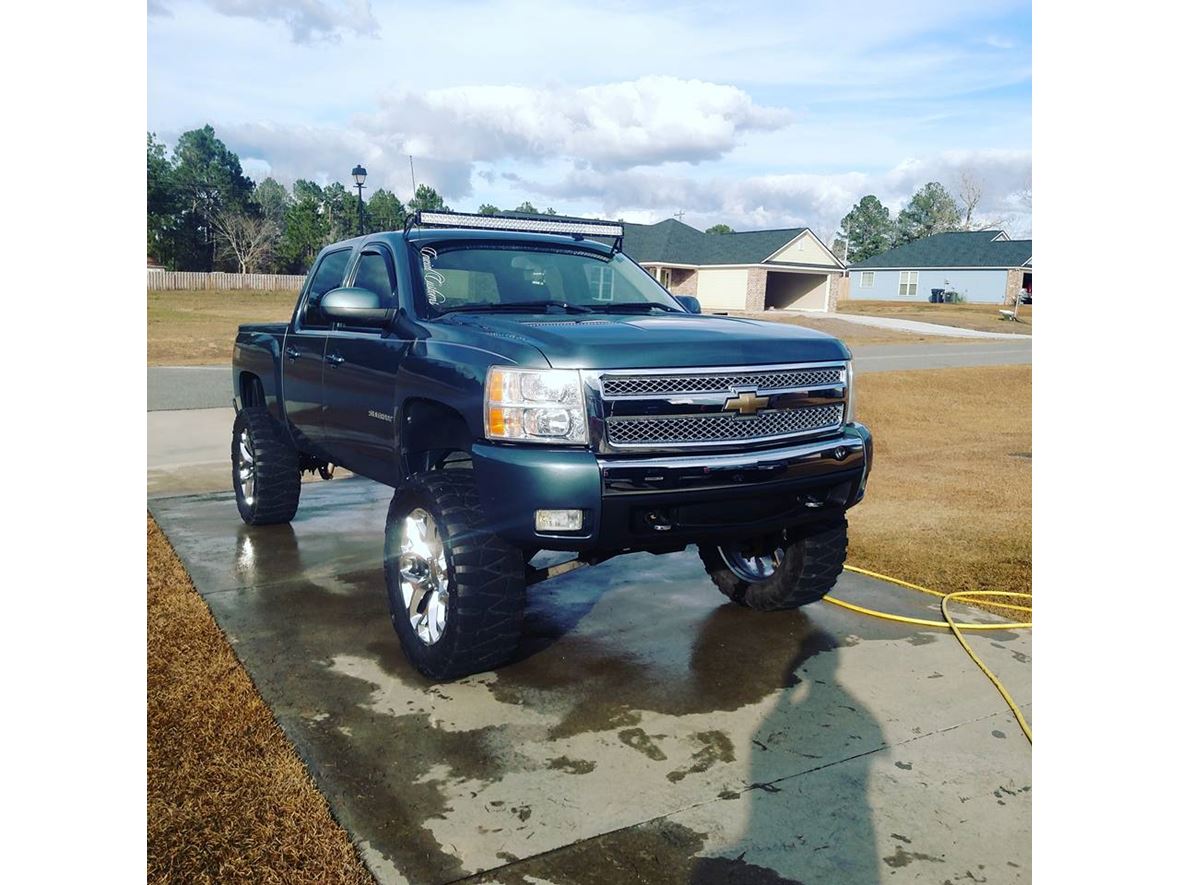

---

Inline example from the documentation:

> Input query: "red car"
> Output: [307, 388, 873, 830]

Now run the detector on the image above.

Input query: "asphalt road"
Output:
[150, 479, 1031, 884]
[147, 338, 1032, 412]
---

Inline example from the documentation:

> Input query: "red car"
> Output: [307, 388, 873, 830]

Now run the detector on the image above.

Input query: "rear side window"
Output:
[303, 249, 352, 328]
[353, 251, 396, 308]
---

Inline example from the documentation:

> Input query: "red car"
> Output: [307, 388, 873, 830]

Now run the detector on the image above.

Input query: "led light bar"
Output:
[417, 210, 624, 240]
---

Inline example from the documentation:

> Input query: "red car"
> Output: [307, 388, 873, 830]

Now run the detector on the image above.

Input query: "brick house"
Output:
[621, 219, 846, 312]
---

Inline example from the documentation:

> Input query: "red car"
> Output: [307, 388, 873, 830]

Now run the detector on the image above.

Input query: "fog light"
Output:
[535, 509, 584, 532]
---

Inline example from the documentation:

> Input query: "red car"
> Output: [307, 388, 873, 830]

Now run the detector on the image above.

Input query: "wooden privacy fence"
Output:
[148, 270, 306, 291]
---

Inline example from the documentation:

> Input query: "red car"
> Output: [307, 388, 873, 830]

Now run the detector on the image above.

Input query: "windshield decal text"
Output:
[420, 247, 447, 305]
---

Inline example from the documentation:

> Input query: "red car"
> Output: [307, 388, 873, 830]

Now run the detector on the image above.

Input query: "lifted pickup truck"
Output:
[232, 211, 872, 679]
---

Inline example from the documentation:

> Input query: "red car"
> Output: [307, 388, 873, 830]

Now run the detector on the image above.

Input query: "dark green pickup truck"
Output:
[232, 211, 873, 679]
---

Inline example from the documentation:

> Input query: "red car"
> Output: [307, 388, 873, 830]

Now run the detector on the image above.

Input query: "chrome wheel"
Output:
[719, 539, 785, 583]
[237, 427, 256, 508]
[399, 508, 450, 645]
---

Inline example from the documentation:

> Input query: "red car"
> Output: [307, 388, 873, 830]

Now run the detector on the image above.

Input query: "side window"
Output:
[302, 249, 352, 329]
[898, 270, 919, 297]
[353, 251, 396, 309]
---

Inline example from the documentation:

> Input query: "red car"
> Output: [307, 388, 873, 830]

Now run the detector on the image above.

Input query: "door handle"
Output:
[285, 346, 301, 361]
[326, 352, 345, 367]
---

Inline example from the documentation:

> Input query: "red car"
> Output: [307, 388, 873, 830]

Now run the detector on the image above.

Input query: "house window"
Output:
[860, 272, 875, 288]
[659, 268, 672, 289]
[898, 271, 919, 297]
[585, 265, 615, 302]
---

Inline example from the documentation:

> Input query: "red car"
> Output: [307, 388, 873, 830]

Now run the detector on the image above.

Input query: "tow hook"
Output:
[644, 510, 673, 532]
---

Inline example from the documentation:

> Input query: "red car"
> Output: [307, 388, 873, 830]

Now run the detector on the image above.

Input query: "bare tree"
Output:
[956, 169, 1023, 233]
[812, 224, 848, 261]
[1015, 177, 1032, 214]
[958, 170, 985, 229]
[212, 210, 279, 274]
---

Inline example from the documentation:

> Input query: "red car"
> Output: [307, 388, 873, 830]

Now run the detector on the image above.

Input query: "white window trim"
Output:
[860, 271, 875, 288]
[588, 265, 615, 302]
[898, 270, 919, 297]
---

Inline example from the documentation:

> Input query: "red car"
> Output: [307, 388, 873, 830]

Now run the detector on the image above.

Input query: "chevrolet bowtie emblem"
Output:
[722, 390, 770, 417]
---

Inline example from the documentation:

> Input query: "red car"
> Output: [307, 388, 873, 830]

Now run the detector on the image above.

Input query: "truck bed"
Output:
[238, 322, 288, 336]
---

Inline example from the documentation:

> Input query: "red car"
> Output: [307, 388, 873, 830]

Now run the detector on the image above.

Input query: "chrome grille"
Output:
[601, 366, 844, 398]
[606, 405, 844, 447]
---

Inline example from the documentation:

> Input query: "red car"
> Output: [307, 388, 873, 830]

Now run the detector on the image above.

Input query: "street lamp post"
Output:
[352, 164, 368, 234]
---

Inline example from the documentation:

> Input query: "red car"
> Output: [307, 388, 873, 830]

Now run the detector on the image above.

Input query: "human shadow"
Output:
[458, 598, 886, 884]
[686, 605, 885, 884]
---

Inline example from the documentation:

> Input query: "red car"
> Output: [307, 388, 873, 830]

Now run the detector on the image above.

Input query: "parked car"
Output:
[231, 211, 873, 679]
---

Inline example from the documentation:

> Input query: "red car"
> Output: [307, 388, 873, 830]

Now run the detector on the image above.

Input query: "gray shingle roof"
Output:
[850, 230, 1032, 269]
[492, 213, 835, 268]
[622, 219, 812, 266]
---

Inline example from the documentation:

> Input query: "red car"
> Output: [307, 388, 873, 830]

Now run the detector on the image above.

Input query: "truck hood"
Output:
[443, 312, 850, 369]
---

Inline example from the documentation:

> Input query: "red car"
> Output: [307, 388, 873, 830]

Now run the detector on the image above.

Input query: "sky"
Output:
[147, 0, 1032, 238]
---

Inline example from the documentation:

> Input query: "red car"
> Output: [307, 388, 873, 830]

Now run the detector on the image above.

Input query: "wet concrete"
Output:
[150, 477, 1031, 884]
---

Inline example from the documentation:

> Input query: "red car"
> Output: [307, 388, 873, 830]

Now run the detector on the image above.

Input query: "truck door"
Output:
[282, 247, 353, 457]
[320, 243, 409, 484]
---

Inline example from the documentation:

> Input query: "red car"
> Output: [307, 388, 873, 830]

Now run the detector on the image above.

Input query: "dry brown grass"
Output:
[848, 365, 1031, 600]
[721, 310, 951, 345]
[149, 289, 296, 366]
[147, 289, 976, 368]
[148, 516, 374, 884]
[838, 299, 1033, 335]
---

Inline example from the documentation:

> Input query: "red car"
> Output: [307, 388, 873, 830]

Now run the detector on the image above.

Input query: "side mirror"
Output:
[321, 287, 392, 328]
[675, 294, 702, 314]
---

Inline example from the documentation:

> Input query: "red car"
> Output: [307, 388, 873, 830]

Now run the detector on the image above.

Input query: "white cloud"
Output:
[209, 121, 473, 199]
[201, 0, 378, 42]
[359, 77, 790, 170]
[197, 77, 791, 206]
[514, 149, 1033, 237]
[198, 115, 1030, 237]
[148, 3, 1031, 235]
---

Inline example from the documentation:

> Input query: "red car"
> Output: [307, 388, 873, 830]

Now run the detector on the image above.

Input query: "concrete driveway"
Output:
[150, 477, 1031, 884]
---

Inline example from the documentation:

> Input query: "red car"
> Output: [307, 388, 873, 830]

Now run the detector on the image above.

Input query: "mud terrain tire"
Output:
[699, 518, 848, 611]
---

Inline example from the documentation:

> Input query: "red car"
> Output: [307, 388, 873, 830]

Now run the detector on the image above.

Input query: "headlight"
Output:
[485, 367, 588, 444]
[845, 359, 856, 424]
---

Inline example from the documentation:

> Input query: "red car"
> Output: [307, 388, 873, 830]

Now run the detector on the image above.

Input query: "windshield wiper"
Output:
[592, 302, 680, 313]
[439, 301, 593, 315]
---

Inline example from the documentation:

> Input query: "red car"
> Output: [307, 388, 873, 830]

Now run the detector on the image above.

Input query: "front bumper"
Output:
[472, 423, 873, 552]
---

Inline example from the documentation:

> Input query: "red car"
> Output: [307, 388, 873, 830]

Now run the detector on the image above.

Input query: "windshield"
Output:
[415, 243, 683, 315]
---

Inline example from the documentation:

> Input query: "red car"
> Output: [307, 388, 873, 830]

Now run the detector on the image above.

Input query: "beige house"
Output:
[623, 219, 845, 312]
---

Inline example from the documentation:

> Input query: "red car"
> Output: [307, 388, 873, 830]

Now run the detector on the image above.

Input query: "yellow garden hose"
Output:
[826, 566, 1032, 743]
